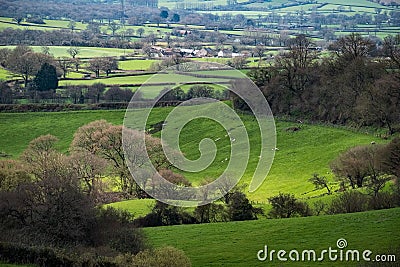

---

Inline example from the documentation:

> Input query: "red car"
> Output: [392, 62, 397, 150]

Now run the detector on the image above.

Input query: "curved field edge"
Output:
[0, 109, 385, 201]
[144, 207, 400, 267]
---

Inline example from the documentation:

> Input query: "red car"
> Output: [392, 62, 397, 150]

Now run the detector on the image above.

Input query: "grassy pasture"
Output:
[105, 199, 155, 218]
[60, 71, 232, 98]
[0, 108, 384, 201]
[0, 45, 130, 58]
[59, 74, 153, 86]
[199, 0, 395, 17]
[0, 17, 85, 31]
[158, 0, 227, 9]
[145, 208, 400, 266]
[0, 67, 15, 80]
[118, 59, 158, 71]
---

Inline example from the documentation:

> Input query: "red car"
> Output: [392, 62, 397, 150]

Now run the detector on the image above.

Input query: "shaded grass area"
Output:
[145, 207, 400, 267]
[0, 264, 35, 267]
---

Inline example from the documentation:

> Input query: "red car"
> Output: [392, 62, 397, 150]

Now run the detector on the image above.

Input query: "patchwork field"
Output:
[0, 45, 130, 58]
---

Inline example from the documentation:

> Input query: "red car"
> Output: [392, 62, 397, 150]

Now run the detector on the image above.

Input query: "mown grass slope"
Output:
[145, 208, 400, 267]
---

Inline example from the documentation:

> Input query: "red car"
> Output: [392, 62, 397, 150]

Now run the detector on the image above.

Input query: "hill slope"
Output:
[145, 208, 400, 266]
[0, 108, 384, 201]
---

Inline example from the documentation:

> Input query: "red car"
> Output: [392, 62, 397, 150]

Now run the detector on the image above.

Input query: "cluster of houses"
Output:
[148, 46, 249, 58]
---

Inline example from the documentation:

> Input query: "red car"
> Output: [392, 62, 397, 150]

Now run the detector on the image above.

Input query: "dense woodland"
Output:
[248, 33, 400, 134]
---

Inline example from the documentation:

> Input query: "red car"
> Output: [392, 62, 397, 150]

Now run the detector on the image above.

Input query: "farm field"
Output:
[118, 59, 158, 71]
[105, 199, 155, 218]
[0, 68, 13, 80]
[200, 0, 396, 17]
[0, 17, 85, 31]
[145, 207, 400, 267]
[58, 74, 153, 86]
[59, 71, 233, 98]
[0, 108, 385, 202]
[1, 207, 399, 267]
[0, 45, 130, 58]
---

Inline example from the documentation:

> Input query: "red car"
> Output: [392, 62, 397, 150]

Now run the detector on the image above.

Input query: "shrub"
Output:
[268, 193, 311, 218]
[109, 228, 148, 255]
[369, 192, 396, 210]
[134, 201, 196, 227]
[92, 207, 148, 255]
[0, 160, 31, 192]
[327, 191, 370, 214]
[0, 242, 117, 267]
[115, 247, 191, 267]
[227, 191, 263, 221]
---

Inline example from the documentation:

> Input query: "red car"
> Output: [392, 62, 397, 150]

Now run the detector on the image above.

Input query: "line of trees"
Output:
[247, 33, 400, 134]
[0, 123, 192, 266]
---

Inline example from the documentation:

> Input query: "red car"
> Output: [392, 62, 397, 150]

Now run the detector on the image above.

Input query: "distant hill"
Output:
[368, 0, 400, 6]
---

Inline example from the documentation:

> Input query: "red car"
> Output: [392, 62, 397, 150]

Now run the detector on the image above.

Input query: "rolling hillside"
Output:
[145, 208, 400, 266]
[0, 108, 385, 201]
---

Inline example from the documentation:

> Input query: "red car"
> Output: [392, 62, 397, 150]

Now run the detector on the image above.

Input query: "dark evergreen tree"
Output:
[32, 62, 58, 92]
[160, 10, 169, 19]
[0, 82, 13, 104]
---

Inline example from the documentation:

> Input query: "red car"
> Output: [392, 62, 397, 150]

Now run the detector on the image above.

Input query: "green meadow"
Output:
[145, 208, 400, 267]
[0, 68, 14, 80]
[119, 59, 158, 71]
[0, 108, 384, 201]
[0, 17, 85, 31]
[1, 208, 399, 266]
[105, 199, 155, 218]
[0, 46, 130, 58]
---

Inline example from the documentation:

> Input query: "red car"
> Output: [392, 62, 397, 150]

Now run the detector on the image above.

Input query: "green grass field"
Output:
[0, 17, 85, 31]
[0, 46, 130, 58]
[60, 71, 232, 98]
[0, 108, 385, 201]
[59, 74, 153, 86]
[145, 208, 400, 266]
[105, 199, 155, 217]
[0, 67, 14, 80]
[119, 59, 159, 71]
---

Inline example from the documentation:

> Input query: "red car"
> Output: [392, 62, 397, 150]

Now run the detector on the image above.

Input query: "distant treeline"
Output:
[0, 0, 159, 22]
[0, 28, 137, 48]
[241, 33, 400, 134]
